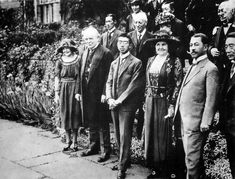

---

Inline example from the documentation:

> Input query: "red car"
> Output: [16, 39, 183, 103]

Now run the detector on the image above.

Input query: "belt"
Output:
[61, 78, 76, 82]
[147, 85, 168, 98]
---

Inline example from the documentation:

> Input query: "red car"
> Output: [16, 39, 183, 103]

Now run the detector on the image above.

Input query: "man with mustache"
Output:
[174, 33, 219, 179]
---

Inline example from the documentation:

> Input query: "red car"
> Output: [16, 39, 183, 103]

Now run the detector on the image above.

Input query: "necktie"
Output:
[230, 64, 235, 79]
[137, 33, 141, 43]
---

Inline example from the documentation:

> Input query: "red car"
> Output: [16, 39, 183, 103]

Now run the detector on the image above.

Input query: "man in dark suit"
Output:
[128, 12, 154, 139]
[106, 33, 145, 179]
[174, 33, 219, 179]
[76, 26, 113, 163]
[185, 0, 220, 39]
[101, 14, 123, 59]
[220, 32, 235, 179]
[209, 1, 235, 83]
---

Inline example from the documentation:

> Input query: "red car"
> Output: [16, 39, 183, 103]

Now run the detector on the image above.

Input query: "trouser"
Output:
[225, 133, 235, 179]
[89, 103, 111, 153]
[111, 109, 135, 172]
[181, 127, 208, 179]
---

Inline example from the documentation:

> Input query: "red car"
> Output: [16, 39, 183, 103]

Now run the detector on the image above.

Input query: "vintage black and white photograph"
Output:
[0, 0, 234, 178]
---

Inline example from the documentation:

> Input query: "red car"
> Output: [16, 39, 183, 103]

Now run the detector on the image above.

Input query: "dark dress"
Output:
[55, 56, 81, 130]
[144, 55, 183, 174]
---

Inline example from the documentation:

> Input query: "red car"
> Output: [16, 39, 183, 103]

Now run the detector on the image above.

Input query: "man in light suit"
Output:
[101, 14, 123, 59]
[106, 33, 145, 179]
[174, 33, 219, 179]
[128, 11, 154, 139]
[220, 32, 235, 178]
[76, 26, 113, 163]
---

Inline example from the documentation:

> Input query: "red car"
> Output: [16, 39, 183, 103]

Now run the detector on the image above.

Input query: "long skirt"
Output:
[144, 96, 174, 173]
[60, 81, 81, 130]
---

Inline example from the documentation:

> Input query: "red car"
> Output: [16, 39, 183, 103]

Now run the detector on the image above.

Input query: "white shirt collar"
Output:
[137, 28, 146, 38]
[108, 27, 116, 34]
[120, 51, 130, 60]
[193, 54, 207, 64]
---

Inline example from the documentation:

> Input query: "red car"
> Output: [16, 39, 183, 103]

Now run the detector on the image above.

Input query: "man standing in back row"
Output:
[174, 33, 219, 179]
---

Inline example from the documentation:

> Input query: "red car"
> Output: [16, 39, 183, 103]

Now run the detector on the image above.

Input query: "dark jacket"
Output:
[79, 44, 113, 126]
[101, 28, 123, 59]
[128, 30, 154, 71]
[106, 53, 145, 111]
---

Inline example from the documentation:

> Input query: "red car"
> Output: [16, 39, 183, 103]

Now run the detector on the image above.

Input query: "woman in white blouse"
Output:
[144, 30, 183, 178]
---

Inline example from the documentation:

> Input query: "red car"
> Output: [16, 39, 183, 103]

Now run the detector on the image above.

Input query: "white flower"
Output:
[7, 73, 13, 78]
[46, 91, 51, 96]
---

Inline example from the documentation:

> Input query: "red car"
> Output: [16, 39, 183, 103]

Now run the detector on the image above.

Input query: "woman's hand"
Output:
[165, 105, 174, 119]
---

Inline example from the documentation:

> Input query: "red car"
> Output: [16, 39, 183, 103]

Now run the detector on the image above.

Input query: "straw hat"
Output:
[57, 39, 77, 54]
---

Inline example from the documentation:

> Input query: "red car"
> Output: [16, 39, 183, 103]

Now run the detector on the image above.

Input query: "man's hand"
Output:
[101, 95, 106, 103]
[210, 48, 220, 57]
[200, 123, 210, 132]
[54, 92, 60, 104]
[75, 94, 82, 101]
[187, 24, 195, 32]
[107, 98, 116, 110]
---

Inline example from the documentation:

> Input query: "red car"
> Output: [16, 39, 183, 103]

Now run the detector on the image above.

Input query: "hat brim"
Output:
[57, 46, 78, 54]
[143, 37, 180, 55]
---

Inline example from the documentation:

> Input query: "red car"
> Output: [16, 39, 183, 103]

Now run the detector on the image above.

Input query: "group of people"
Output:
[54, 0, 235, 179]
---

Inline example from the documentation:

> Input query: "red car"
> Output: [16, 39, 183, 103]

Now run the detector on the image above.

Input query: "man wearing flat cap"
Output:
[220, 32, 235, 178]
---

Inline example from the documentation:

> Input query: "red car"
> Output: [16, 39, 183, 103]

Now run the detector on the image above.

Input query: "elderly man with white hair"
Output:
[76, 26, 113, 163]
[128, 11, 154, 140]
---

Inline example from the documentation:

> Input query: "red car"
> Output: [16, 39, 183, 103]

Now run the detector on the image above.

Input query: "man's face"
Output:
[105, 16, 115, 30]
[218, 3, 233, 23]
[83, 33, 99, 49]
[117, 36, 130, 54]
[134, 19, 146, 33]
[189, 37, 207, 59]
[225, 37, 235, 63]
[131, 4, 140, 14]
[162, 3, 172, 13]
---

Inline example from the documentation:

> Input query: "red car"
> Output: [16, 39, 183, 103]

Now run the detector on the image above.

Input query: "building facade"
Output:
[34, 0, 61, 24]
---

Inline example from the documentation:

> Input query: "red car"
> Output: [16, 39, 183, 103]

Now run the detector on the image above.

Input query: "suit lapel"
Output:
[118, 54, 133, 78]
[87, 45, 102, 83]
[132, 31, 138, 48]
[81, 49, 89, 78]
[139, 31, 148, 51]
[103, 32, 108, 47]
[146, 56, 155, 85]
[183, 58, 207, 86]
[227, 73, 235, 93]
[109, 29, 118, 46]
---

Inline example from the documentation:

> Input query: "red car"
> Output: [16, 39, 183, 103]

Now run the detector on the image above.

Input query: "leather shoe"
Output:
[97, 152, 110, 162]
[80, 149, 99, 157]
[111, 162, 131, 171]
[117, 170, 126, 179]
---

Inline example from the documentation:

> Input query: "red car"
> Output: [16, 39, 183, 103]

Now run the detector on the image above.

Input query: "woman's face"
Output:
[62, 47, 72, 57]
[131, 4, 140, 13]
[155, 41, 169, 56]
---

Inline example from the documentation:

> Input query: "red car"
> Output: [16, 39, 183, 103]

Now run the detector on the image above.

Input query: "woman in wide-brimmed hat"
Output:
[144, 30, 183, 178]
[55, 38, 81, 153]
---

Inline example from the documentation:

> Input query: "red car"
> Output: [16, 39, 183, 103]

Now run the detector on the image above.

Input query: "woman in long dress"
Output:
[144, 30, 183, 178]
[54, 39, 81, 152]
